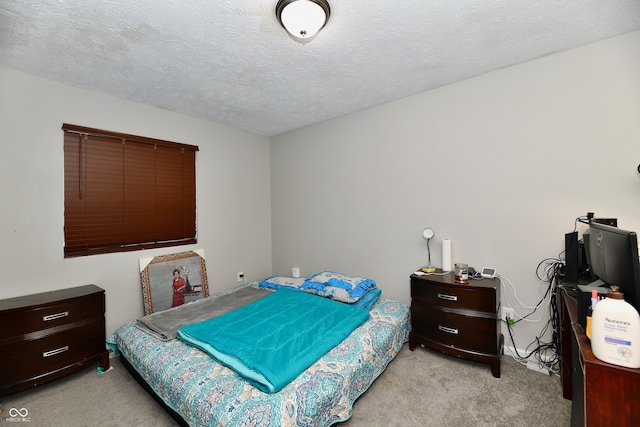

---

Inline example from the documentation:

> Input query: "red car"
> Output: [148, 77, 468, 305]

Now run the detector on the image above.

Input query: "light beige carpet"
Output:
[1, 344, 570, 426]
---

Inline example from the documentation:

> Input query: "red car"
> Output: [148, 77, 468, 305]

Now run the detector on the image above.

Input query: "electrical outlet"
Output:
[237, 272, 245, 282]
[502, 307, 515, 322]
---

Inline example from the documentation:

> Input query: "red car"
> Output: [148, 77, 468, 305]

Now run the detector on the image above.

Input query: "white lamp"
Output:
[276, 0, 331, 41]
[421, 228, 436, 273]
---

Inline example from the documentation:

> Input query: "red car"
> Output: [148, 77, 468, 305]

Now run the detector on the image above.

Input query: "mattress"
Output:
[112, 285, 410, 426]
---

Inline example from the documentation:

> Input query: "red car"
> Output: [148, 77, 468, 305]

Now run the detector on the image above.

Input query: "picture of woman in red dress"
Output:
[171, 269, 187, 307]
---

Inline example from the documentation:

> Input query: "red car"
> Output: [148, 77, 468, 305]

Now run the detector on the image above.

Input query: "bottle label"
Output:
[604, 317, 631, 326]
[605, 336, 632, 346]
[618, 347, 633, 359]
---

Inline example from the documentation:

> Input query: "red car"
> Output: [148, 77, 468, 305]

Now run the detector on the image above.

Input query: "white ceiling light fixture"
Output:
[276, 0, 331, 42]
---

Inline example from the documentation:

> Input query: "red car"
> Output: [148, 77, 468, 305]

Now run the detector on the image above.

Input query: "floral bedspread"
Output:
[113, 294, 410, 427]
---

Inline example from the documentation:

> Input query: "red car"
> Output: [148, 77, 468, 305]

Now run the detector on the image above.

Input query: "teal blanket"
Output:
[177, 288, 370, 393]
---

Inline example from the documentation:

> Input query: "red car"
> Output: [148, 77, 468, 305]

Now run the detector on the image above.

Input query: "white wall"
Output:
[270, 30, 640, 349]
[2, 30, 640, 350]
[0, 68, 272, 336]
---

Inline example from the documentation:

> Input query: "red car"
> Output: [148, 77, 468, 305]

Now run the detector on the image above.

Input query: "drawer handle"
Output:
[438, 325, 459, 335]
[43, 346, 69, 358]
[437, 293, 458, 302]
[43, 311, 69, 321]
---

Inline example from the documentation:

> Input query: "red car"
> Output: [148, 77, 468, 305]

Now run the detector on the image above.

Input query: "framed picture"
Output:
[139, 250, 209, 315]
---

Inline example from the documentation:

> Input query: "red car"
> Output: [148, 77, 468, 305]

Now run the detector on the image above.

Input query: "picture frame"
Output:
[139, 249, 209, 315]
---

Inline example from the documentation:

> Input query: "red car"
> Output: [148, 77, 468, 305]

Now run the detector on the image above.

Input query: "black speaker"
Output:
[565, 232, 579, 284]
[583, 232, 596, 281]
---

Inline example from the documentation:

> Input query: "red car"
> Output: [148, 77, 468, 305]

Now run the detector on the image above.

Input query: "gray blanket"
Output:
[136, 286, 270, 340]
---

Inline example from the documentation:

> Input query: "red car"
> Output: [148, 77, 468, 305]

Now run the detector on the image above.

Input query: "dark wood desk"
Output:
[560, 287, 640, 426]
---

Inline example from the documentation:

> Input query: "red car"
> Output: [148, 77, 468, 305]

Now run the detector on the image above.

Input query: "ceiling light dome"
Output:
[276, 0, 331, 41]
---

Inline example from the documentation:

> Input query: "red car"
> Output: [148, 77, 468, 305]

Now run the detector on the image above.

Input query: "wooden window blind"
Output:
[62, 124, 198, 257]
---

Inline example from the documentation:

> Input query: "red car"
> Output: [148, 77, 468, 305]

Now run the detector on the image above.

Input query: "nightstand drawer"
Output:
[411, 305, 499, 354]
[2, 320, 105, 385]
[411, 280, 496, 312]
[1, 293, 104, 340]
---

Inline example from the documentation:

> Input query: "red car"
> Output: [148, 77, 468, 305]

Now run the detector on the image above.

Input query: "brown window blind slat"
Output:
[182, 150, 197, 239]
[155, 145, 185, 242]
[63, 133, 86, 251]
[124, 142, 156, 246]
[85, 136, 125, 249]
[63, 125, 198, 257]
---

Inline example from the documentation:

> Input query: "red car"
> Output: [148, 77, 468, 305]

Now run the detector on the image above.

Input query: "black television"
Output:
[585, 221, 640, 313]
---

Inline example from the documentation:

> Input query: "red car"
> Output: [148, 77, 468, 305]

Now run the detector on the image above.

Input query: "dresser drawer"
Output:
[411, 280, 496, 313]
[411, 305, 499, 355]
[0, 293, 104, 340]
[2, 319, 105, 385]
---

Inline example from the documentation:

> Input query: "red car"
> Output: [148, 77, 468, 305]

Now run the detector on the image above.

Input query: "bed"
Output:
[111, 273, 410, 426]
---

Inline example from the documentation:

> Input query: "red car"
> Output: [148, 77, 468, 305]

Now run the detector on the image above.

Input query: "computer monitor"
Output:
[586, 221, 640, 313]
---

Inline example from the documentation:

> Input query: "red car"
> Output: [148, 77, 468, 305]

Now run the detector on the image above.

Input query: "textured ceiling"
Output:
[2, 1, 640, 137]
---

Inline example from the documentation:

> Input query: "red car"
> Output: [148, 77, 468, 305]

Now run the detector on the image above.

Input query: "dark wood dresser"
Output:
[409, 271, 503, 377]
[0, 285, 109, 396]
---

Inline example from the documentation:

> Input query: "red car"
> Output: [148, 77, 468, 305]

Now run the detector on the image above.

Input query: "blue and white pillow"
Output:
[258, 276, 306, 291]
[301, 271, 377, 303]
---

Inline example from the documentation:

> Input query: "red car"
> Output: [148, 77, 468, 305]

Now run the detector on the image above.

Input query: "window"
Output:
[62, 124, 198, 257]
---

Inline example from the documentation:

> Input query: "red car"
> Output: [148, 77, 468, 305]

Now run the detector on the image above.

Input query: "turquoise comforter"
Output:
[177, 288, 370, 393]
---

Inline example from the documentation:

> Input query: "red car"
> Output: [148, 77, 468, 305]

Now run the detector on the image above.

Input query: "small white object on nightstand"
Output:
[481, 267, 496, 279]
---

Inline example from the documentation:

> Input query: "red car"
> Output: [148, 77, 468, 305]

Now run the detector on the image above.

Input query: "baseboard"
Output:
[526, 360, 551, 375]
[503, 344, 527, 358]
[503, 345, 554, 375]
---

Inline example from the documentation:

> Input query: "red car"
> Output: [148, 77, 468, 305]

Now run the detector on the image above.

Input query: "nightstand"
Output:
[409, 271, 503, 377]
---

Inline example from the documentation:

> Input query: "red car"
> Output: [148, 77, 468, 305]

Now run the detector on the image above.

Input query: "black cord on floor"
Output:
[504, 258, 564, 374]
